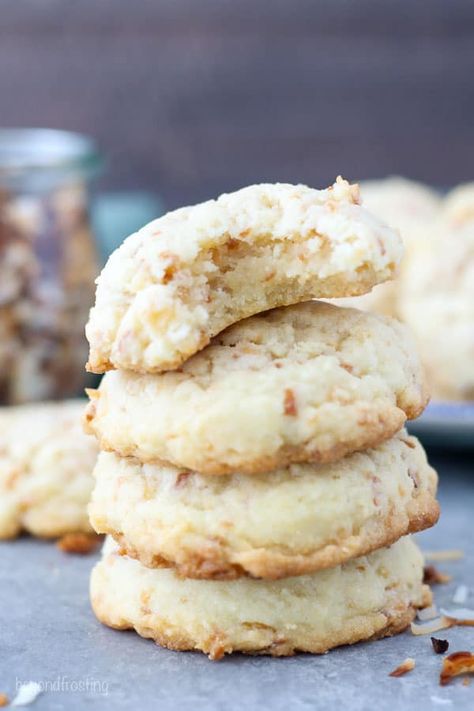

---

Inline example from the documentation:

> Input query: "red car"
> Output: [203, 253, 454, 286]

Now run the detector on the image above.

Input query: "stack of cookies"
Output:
[84, 178, 439, 659]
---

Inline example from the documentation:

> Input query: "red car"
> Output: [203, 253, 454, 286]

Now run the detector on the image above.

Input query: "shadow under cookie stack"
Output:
[84, 178, 439, 659]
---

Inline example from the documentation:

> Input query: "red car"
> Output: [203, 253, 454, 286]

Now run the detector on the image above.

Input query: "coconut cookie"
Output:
[91, 536, 430, 659]
[85, 178, 403, 374]
[442, 182, 474, 228]
[360, 177, 440, 242]
[89, 430, 438, 580]
[0, 400, 97, 538]
[397, 186, 474, 399]
[399, 224, 474, 400]
[332, 177, 440, 316]
[85, 302, 428, 475]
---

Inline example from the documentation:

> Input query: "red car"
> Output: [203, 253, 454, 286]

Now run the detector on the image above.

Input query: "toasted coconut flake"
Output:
[431, 637, 450, 654]
[283, 388, 298, 416]
[413, 608, 474, 636]
[423, 565, 452, 585]
[452, 585, 469, 605]
[411, 616, 453, 636]
[389, 658, 415, 677]
[418, 604, 439, 621]
[424, 550, 464, 562]
[440, 651, 474, 686]
[57, 532, 101, 555]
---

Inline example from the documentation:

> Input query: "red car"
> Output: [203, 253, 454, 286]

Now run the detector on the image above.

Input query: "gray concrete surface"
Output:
[0, 448, 473, 710]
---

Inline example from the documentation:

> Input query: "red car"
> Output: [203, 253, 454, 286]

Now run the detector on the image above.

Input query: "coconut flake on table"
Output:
[440, 607, 474, 622]
[452, 585, 469, 605]
[11, 682, 42, 706]
[440, 651, 474, 686]
[389, 658, 416, 677]
[411, 617, 453, 636]
[412, 607, 474, 635]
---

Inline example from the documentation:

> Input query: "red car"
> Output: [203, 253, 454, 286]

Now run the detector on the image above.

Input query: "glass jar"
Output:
[0, 129, 101, 404]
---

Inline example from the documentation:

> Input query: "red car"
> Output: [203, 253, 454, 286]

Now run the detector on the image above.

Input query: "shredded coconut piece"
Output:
[11, 682, 42, 706]
[411, 617, 453, 635]
[452, 585, 469, 605]
[441, 607, 474, 622]
[417, 604, 439, 621]
[412, 609, 474, 635]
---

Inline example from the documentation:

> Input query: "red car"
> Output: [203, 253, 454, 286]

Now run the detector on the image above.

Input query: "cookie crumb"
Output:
[208, 635, 226, 661]
[57, 532, 101, 555]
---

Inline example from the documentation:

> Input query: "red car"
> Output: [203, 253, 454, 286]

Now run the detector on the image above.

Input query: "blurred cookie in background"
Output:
[332, 177, 474, 404]
[442, 182, 474, 228]
[0, 399, 97, 539]
[331, 177, 440, 317]
[399, 207, 474, 401]
[360, 177, 441, 242]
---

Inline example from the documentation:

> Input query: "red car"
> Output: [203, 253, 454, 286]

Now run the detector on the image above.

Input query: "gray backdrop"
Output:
[1, 0, 473, 207]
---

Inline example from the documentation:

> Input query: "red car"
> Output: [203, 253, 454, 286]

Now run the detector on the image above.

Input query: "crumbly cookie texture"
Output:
[0, 400, 97, 538]
[331, 177, 440, 317]
[85, 178, 403, 374]
[89, 430, 438, 580]
[399, 224, 474, 400]
[85, 301, 428, 474]
[91, 536, 430, 659]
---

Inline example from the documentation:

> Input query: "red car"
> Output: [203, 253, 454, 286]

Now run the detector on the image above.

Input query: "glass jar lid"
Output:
[0, 128, 102, 188]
